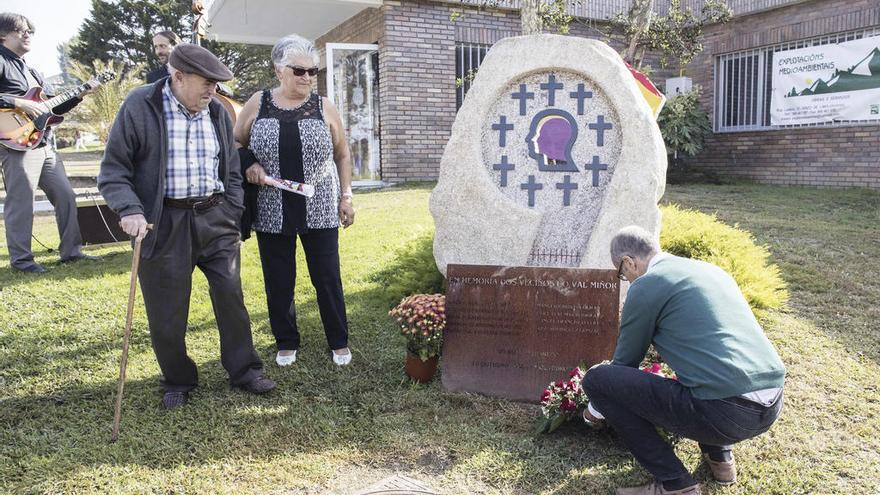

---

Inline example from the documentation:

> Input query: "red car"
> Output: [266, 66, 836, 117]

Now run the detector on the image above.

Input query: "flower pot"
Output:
[404, 352, 439, 383]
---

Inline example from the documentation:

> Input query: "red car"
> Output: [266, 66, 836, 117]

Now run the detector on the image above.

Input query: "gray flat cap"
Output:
[170, 43, 233, 81]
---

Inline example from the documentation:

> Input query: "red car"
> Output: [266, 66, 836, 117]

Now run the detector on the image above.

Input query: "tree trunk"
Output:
[624, 0, 654, 64]
[521, 0, 543, 35]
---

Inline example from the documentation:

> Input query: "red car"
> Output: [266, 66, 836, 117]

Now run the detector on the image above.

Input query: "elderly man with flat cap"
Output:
[99, 43, 276, 409]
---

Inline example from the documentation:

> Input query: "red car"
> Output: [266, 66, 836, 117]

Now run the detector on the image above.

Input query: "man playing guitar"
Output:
[0, 12, 100, 273]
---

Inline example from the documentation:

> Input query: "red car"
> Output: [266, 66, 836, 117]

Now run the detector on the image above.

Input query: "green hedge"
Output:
[660, 204, 787, 315]
[371, 231, 445, 309]
[376, 206, 787, 316]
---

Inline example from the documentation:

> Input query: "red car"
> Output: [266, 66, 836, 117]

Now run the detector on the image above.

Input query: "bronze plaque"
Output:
[442, 264, 620, 402]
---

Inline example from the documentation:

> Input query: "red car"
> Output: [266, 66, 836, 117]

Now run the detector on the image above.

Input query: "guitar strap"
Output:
[23, 67, 39, 90]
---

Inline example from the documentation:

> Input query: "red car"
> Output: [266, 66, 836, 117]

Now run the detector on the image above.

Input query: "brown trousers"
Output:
[138, 196, 263, 392]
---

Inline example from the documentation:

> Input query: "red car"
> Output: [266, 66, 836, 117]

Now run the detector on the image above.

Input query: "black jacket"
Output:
[145, 65, 169, 84]
[0, 45, 80, 113]
[98, 78, 244, 258]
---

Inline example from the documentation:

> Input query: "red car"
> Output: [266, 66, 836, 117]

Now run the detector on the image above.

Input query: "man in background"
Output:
[0, 12, 97, 273]
[146, 30, 180, 83]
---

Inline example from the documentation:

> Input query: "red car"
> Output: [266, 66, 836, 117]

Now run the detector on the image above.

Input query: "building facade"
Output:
[685, 0, 880, 188]
[208, 0, 880, 188]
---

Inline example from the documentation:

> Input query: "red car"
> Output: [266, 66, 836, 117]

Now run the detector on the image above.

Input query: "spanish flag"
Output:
[626, 63, 666, 119]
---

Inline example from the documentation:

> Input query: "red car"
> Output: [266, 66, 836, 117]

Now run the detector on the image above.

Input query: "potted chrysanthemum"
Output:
[388, 294, 445, 382]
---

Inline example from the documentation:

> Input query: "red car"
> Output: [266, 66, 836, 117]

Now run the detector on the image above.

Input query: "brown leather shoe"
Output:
[615, 481, 701, 495]
[238, 375, 277, 395]
[703, 453, 736, 485]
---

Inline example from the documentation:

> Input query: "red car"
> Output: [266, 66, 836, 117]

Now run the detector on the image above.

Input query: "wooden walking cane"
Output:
[111, 224, 153, 442]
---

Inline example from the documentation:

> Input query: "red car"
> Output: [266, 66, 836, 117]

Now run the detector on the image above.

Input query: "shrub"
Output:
[370, 232, 445, 309]
[660, 204, 788, 315]
[67, 59, 145, 143]
[657, 89, 712, 160]
[372, 207, 786, 317]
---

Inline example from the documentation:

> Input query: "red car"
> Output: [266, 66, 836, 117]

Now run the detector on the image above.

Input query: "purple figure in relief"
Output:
[525, 109, 579, 173]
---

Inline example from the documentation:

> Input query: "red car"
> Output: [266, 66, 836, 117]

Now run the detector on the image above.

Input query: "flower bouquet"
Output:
[536, 354, 678, 434]
[536, 366, 589, 434]
[389, 294, 446, 382]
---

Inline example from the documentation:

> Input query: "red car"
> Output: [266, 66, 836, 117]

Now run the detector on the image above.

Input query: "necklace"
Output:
[271, 88, 310, 110]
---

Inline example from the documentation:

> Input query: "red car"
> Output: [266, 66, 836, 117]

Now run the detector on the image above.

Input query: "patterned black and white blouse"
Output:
[248, 90, 340, 234]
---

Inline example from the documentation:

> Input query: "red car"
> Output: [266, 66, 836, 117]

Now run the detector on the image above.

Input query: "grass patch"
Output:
[0, 183, 878, 494]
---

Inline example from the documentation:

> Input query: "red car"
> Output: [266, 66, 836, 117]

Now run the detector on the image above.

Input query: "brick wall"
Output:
[314, 1, 669, 183]
[380, 1, 457, 182]
[381, 1, 642, 182]
[683, 0, 880, 188]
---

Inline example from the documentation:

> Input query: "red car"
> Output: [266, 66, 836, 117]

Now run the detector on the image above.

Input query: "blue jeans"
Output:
[583, 364, 783, 482]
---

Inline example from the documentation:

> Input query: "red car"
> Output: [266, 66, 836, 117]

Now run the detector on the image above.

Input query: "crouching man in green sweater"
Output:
[582, 225, 785, 495]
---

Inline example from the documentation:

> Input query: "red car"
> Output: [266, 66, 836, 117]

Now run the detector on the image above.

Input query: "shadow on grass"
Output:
[0, 344, 639, 494]
[0, 248, 131, 290]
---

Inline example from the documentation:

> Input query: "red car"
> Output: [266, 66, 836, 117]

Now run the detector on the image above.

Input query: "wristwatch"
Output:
[341, 192, 353, 201]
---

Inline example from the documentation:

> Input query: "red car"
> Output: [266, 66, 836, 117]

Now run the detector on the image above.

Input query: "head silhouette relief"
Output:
[533, 115, 572, 164]
[526, 109, 580, 173]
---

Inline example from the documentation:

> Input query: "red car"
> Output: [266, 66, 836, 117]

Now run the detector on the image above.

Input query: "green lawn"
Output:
[1, 183, 878, 494]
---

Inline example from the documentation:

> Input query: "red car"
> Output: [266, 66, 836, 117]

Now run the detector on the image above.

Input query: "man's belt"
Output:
[164, 194, 222, 211]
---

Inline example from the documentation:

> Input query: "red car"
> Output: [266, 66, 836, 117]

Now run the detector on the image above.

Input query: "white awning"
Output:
[205, 0, 382, 45]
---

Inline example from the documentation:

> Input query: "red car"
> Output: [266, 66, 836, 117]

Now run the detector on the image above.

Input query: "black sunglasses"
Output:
[287, 65, 319, 77]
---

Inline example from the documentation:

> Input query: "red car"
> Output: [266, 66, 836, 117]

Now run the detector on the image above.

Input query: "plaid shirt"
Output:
[162, 81, 223, 198]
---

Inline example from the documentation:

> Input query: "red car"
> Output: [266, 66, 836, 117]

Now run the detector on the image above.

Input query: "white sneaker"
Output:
[275, 350, 297, 367]
[332, 349, 352, 366]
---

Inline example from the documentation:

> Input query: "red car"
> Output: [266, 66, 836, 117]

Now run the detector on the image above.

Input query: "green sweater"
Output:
[613, 255, 785, 400]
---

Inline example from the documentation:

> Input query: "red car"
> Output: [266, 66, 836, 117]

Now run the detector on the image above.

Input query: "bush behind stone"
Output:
[660, 204, 788, 315]
[377, 205, 787, 316]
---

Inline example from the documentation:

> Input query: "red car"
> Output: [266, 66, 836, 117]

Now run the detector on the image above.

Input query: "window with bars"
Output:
[715, 27, 880, 132]
[456, 42, 491, 109]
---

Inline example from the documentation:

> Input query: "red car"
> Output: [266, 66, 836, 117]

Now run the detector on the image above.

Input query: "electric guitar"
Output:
[0, 70, 115, 151]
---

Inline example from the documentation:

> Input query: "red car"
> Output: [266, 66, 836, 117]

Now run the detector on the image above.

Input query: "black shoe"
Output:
[237, 375, 277, 395]
[162, 391, 189, 410]
[60, 254, 102, 263]
[14, 263, 47, 274]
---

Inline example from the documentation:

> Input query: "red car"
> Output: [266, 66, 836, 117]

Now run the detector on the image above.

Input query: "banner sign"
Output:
[771, 35, 880, 125]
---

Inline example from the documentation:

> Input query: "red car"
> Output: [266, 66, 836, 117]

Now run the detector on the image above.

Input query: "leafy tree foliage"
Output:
[610, 0, 731, 71]
[69, 0, 274, 98]
[66, 59, 146, 143]
[656, 89, 712, 160]
[454, 0, 578, 35]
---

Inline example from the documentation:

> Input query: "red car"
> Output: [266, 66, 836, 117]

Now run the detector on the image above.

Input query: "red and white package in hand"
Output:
[264, 176, 316, 198]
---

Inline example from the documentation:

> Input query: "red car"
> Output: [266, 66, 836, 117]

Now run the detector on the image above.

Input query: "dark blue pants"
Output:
[256, 229, 349, 352]
[583, 364, 782, 483]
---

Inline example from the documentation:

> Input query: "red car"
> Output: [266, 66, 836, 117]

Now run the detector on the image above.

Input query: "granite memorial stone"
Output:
[430, 35, 667, 273]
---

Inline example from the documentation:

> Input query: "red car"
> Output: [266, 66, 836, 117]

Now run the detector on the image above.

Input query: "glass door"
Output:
[326, 43, 381, 184]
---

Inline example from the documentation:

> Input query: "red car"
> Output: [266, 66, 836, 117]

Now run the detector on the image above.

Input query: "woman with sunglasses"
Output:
[234, 34, 355, 368]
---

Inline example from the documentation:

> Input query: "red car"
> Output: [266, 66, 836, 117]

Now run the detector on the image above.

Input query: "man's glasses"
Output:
[15, 29, 34, 37]
[616, 258, 628, 282]
[287, 65, 318, 77]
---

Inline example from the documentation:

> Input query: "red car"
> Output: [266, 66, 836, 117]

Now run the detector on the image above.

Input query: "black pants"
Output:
[256, 229, 349, 352]
[583, 364, 783, 483]
[139, 198, 264, 392]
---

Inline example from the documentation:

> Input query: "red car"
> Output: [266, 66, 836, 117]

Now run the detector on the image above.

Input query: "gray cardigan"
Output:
[98, 79, 243, 258]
